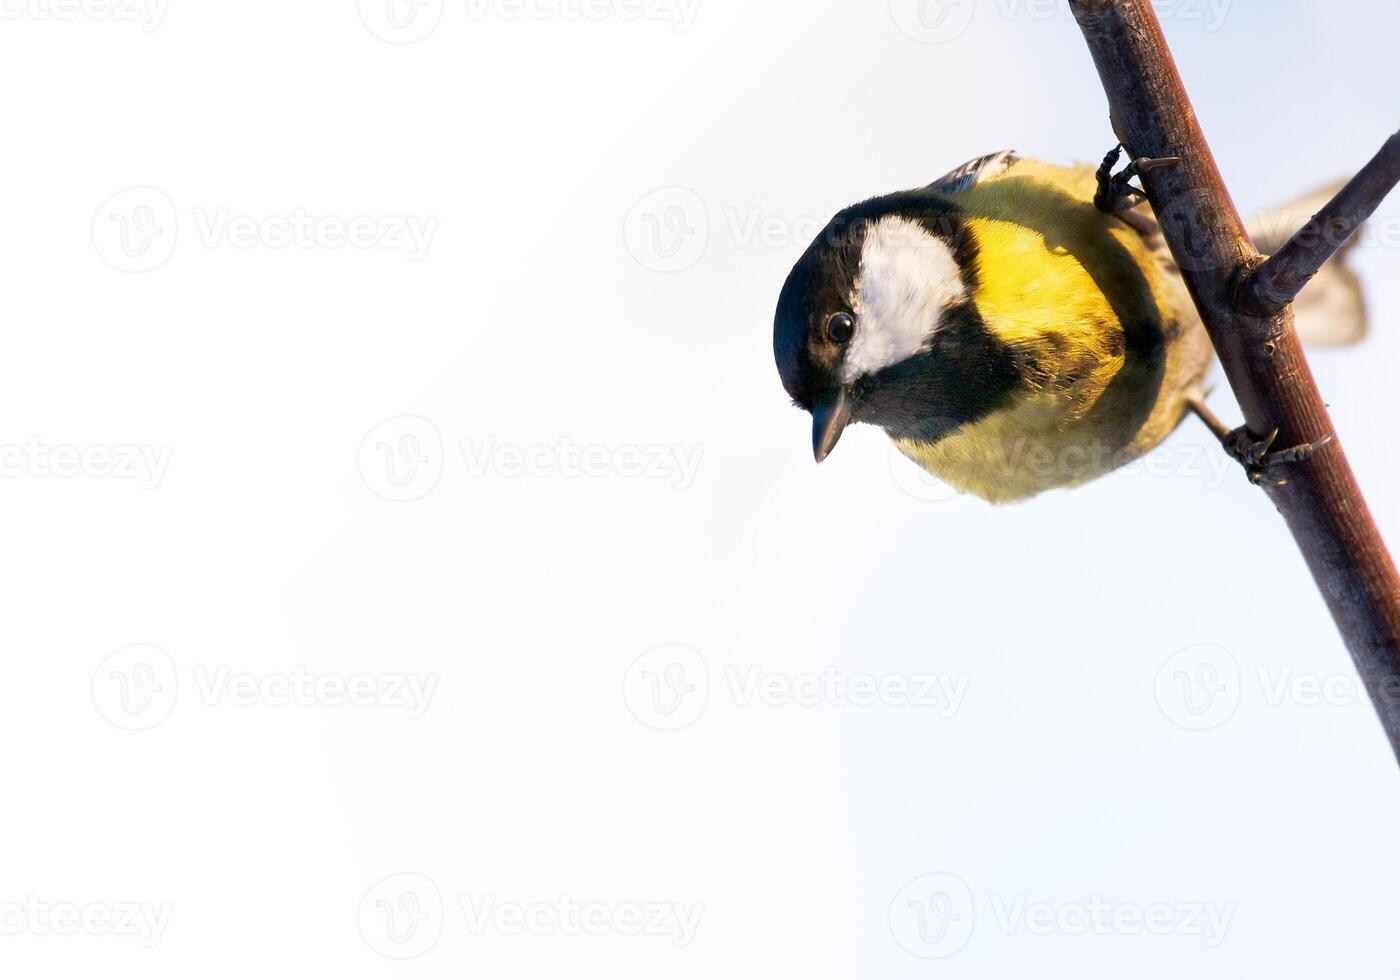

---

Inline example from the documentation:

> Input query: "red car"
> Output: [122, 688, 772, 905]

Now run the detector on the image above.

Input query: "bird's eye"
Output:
[825, 312, 855, 344]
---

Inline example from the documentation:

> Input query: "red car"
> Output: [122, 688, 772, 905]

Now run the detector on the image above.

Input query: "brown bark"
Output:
[1070, 0, 1400, 764]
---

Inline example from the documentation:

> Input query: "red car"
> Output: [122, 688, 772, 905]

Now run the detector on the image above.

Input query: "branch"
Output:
[1242, 131, 1400, 317]
[1070, 0, 1400, 765]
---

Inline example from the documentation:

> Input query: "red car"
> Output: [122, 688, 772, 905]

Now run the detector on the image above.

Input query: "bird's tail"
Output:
[1247, 184, 1369, 346]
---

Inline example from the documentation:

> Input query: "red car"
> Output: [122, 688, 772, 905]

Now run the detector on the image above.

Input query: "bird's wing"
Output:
[1247, 183, 1368, 346]
[928, 151, 1019, 196]
[1119, 180, 1367, 347]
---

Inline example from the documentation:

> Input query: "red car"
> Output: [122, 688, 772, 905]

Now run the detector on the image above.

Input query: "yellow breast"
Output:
[895, 158, 1211, 503]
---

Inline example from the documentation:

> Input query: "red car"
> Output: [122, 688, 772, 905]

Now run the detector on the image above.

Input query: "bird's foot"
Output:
[1223, 426, 1334, 487]
[1093, 143, 1182, 214]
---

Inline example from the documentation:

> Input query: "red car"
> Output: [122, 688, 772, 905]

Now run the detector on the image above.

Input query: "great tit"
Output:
[773, 151, 1366, 503]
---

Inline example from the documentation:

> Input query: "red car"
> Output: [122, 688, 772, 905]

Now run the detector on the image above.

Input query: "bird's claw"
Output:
[1224, 426, 1334, 486]
[1094, 143, 1182, 214]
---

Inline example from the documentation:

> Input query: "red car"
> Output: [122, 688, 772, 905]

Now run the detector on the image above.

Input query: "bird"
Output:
[773, 149, 1367, 503]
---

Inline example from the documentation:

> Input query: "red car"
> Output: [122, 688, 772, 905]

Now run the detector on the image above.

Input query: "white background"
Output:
[2, 0, 1398, 976]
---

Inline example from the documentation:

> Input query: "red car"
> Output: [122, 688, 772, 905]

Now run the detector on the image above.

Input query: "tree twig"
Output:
[1242, 131, 1400, 317]
[1070, 0, 1400, 765]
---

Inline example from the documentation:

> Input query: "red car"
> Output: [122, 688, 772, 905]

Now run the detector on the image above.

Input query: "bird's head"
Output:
[774, 192, 1018, 462]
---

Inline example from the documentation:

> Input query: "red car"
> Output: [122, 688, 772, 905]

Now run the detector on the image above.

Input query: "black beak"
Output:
[811, 389, 853, 463]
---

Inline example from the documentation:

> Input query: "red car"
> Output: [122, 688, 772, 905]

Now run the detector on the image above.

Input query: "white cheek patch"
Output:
[843, 215, 967, 383]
